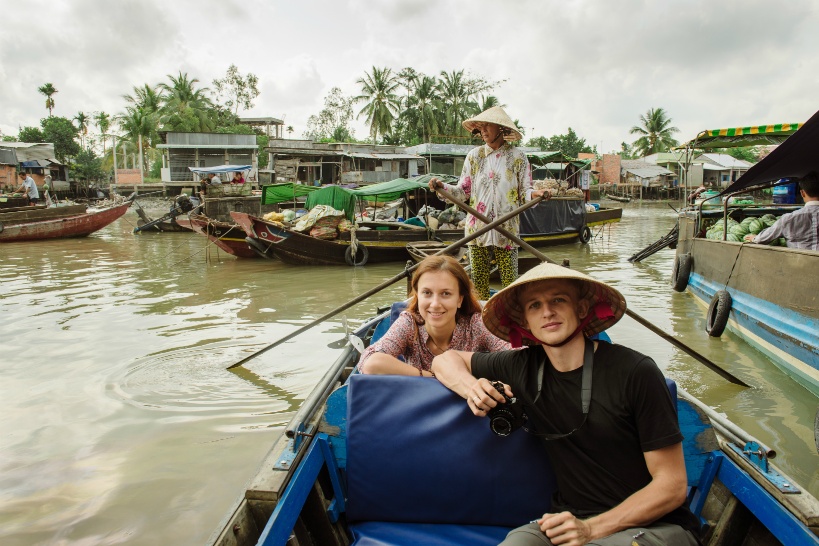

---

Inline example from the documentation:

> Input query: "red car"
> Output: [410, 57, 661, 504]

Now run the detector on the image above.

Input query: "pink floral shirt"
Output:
[447, 142, 533, 249]
[358, 311, 510, 373]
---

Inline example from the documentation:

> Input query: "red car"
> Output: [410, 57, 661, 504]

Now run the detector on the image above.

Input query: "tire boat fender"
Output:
[345, 243, 369, 266]
[671, 253, 692, 292]
[706, 289, 732, 337]
[579, 225, 592, 244]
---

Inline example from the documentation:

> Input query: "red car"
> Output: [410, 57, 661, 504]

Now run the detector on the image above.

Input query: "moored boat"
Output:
[210, 303, 819, 546]
[188, 213, 259, 259]
[605, 192, 631, 203]
[0, 201, 132, 242]
[672, 116, 818, 398]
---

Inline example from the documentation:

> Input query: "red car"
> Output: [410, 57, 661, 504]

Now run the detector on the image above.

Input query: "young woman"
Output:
[231, 172, 246, 185]
[358, 255, 509, 376]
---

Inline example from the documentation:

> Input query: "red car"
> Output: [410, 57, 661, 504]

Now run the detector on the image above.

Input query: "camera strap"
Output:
[526, 337, 593, 440]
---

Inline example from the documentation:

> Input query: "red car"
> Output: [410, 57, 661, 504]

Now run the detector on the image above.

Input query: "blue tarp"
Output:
[188, 165, 251, 175]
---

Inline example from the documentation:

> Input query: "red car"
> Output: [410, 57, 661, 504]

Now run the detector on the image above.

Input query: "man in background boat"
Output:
[16, 172, 40, 206]
[432, 263, 700, 546]
[743, 171, 819, 250]
[429, 106, 550, 300]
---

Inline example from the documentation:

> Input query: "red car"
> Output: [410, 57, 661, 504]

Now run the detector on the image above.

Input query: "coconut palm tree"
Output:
[94, 111, 111, 155]
[354, 66, 401, 144]
[436, 70, 474, 141]
[158, 72, 215, 132]
[629, 107, 680, 157]
[124, 84, 163, 114]
[74, 112, 89, 149]
[38, 83, 58, 116]
[406, 75, 440, 142]
[116, 107, 157, 178]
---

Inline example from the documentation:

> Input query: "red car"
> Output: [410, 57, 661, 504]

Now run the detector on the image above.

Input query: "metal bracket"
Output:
[273, 438, 298, 470]
[729, 442, 801, 494]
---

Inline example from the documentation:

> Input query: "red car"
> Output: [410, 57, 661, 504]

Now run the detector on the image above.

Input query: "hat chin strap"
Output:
[501, 301, 614, 349]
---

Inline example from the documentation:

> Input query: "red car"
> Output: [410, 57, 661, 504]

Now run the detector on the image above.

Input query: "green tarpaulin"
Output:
[260, 183, 320, 205]
[306, 186, 357, 220]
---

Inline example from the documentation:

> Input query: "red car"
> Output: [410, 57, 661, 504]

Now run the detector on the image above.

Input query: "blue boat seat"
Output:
[345, 374, 557, 545]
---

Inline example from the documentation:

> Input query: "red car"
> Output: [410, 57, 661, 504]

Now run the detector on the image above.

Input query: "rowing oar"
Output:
[226, 195, 545, 370]
[434, 186, 751, 388]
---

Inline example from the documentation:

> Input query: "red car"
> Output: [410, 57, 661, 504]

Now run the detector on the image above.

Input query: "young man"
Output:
[743, 171, 819, 250]
[431, 263, 700, 546]
[428, 106, 549, 299]
[17, 172, 40, 205]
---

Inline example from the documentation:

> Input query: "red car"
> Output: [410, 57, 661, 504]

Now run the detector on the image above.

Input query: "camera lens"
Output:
[490, 415, 513, 436]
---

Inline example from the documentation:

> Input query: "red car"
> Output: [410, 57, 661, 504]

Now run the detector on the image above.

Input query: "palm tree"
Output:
[406, 75, 440, 142]
[158, 72, 215, 132]
[354, 66, 401, 144]
[437, 70, 474, 141]
[38, 83, 58, 116]
[94, 112, 111, 155]
[116, 107, 157, 178]
[629, 107, 680, 157]
[287, 125, 294, 136]
[74, 112, 89, 149]
[124, 84, 163, 114]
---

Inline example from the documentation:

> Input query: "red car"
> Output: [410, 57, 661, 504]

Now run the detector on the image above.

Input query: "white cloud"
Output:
[1, 0, 817, 151]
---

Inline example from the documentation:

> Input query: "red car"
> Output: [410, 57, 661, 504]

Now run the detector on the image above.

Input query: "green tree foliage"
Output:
[94, 111, 112, 154]
[41, 116, 81, 161]
[38, 83, 58, 116]
[526, 128, 596, 158]
[618, 141, 635, 159]
[71, 148, 104, 183]
[74, 111, 89, 148]
[435, 70, 499, 141]
[158, 72, 215, 132]
[305, 87, 356, 142]
[18, 126, 46, 142]
[355, 66, 401, 144]
[629, 107, 679, 157]
[212, 64, 260, 116]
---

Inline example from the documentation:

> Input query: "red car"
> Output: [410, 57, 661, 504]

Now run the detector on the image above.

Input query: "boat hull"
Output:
[188, 214, 258, 258]
[676, 212, 819, 397]
[0, 203, 131, 242]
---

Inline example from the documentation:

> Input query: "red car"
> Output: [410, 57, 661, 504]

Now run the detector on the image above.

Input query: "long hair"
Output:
[407, 255, 482, 319]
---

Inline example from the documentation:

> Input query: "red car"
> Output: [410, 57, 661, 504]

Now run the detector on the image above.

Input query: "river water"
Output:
[1, 202, 817, 545]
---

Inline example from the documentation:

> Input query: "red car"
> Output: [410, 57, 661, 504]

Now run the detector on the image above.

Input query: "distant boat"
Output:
[0, 202, 131, 242]
[188, 213, 259, 258]
[605, 192, 632, 203]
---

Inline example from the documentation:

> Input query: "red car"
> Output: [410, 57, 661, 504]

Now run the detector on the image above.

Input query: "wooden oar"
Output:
[226, 195, 545, 370]
[435, 186, 752, 388]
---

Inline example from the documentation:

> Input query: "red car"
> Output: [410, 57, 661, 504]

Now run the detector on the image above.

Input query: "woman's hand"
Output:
[428, 177, 442, 192]
[532, 189, 553, 200]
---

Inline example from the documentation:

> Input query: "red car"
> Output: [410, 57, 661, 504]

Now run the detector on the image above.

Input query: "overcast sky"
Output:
[2, 0, 817, 153]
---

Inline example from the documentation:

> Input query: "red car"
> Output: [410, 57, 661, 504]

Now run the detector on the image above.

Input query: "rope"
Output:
[167, 218, 233, 267]
[350, 224, 359, 255]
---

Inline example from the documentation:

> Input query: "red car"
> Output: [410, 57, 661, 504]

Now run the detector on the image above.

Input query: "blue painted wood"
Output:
[320, 436, 347, 522]
[716, 452, 819, 545]
[257, 434, 336, 546]
[677, 398, 715, 487]
[324, 385, 348, 470]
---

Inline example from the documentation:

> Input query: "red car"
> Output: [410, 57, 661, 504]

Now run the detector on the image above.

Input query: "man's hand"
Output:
[428, 177, 442, 192]
[536, 512, 593, 546]
[743, 234, 756, 243]
[466, 378, 510, 416]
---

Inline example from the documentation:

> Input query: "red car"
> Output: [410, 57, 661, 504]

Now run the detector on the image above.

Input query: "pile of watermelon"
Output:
[705, 214, 786, 245]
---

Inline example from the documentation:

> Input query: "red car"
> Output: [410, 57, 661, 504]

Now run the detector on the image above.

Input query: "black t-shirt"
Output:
[471, 340, 700, 535]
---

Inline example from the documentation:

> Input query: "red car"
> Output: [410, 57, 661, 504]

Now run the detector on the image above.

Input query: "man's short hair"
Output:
[19, 172, 26, 177]
[798, 172, 819, 197]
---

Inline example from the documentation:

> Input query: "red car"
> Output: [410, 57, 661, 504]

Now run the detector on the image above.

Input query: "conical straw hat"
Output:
[482, 262, 626, 345]
[462, 106, 523, 142]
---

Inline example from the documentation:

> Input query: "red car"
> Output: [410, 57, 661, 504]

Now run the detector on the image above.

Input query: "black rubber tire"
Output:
[671, 254, 692, 292]
[706, 290, 732, 337]
[579, 226, 592, 244]
[345, 243, 369, 266]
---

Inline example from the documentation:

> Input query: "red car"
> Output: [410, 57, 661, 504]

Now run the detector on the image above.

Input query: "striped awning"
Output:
[683, 123, 804, 149]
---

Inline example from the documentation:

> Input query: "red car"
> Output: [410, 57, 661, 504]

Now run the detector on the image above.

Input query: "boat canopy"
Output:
[188, 165, 252, 175]
[721, 109, 818, 195]
[260, 182, 320, 205]
[680, 123, 802, 150]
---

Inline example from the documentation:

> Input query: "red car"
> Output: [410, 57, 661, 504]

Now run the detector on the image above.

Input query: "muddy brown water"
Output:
[1, 202, 817, 545]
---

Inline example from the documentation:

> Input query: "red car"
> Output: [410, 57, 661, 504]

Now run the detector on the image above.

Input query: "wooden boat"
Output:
[133, 195, 197, 233]
[188, 213, 259, 259]
[673, 116, 819, 398]
[520, 198, 622, 246]
[0, 202, 131, 242]
[209, 304, 819, 546]
[605, 192, 632, 203]
[231, 211, 462, 266]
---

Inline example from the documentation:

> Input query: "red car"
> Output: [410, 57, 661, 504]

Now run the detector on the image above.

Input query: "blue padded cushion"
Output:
[346, 374, 556, 527]
[665, 378, 677, 413]
[349, 522, 510, 546]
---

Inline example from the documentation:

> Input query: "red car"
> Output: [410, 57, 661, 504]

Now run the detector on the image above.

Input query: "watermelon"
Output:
[748, 219, 764, 234]
[726, 233, 741, 242]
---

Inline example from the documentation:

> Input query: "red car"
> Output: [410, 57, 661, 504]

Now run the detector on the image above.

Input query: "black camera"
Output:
[486, 381, 526, 436]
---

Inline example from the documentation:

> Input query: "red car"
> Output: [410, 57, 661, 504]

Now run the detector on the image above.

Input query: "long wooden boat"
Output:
[231, 211, 462, 266]
[0, 202, 131, 242]
[520, 199, 622, 246]
[210, 304, 819, 546]
[605, 192, 632, 203]
[673, 115, 819, 398]
[188, 213, 258, 259]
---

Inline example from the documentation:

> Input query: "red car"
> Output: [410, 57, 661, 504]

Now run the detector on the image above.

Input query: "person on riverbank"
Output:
[16, 172, 40, 205]
[431, 263, 700, 546]
[429, 106, 550, 300]
[743, 172, 819, 250]
[358, 255, 509, 376]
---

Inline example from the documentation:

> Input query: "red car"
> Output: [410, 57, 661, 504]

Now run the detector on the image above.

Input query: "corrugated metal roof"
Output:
[625, 166, 674, 178]
[697, 153, 753, 169]
[344, 152, 423, 160]
[156, 144, 258, 149]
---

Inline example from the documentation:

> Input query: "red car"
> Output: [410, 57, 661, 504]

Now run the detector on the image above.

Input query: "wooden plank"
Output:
[0, 204, 86, 223]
